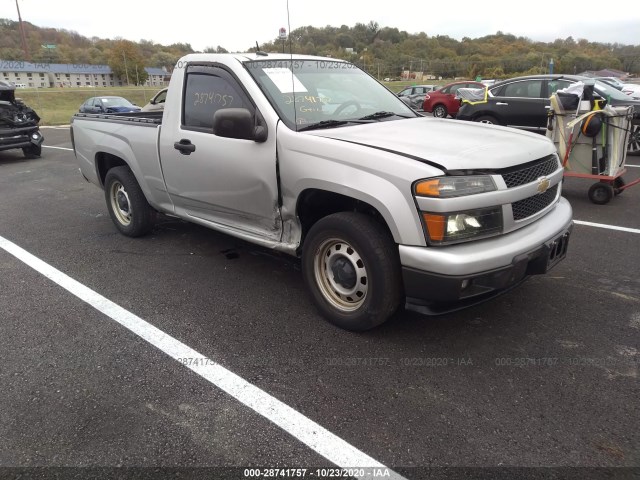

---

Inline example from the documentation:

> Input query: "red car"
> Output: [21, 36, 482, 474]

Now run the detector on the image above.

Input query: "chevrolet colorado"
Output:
[71, 53, 573, 331]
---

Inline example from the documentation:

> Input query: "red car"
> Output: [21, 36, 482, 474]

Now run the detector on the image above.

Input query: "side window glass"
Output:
[183, 70, 251, 130]
[504, 80, 543, 98]
[548, 80, 572, 96]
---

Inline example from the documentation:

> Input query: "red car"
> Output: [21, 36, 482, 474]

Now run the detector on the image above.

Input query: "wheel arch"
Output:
[95, 152, 130, 188]
[295, 188, 399, 251]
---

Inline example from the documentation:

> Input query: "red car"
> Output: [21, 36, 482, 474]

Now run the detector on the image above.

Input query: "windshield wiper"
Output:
[357, 111, 413, 121]
[297, 119, 357, 132]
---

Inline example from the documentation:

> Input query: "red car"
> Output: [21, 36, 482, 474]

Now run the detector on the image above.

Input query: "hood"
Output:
[0, 100, 40, 127]
[306, 117, 556, 171]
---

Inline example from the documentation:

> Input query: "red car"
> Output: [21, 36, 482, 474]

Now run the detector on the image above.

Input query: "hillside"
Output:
[1, 18, 639, 79]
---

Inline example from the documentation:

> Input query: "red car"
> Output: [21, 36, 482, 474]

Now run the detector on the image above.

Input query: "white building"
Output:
[0, 61, 171, 88]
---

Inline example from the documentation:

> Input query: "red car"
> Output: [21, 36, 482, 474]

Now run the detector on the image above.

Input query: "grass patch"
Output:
[13, 81, 454, 125]
[14, 87, 163, 125]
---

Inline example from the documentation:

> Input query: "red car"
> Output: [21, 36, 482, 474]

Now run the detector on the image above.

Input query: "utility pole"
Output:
[16, 0, 30, 61]
[122, 51, 130, 86]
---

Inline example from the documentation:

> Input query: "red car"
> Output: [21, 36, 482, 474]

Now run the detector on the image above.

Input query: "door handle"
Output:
[174, 139, 196, 155]
[496, 102, 509, 106]
[544, 105, 552, 109]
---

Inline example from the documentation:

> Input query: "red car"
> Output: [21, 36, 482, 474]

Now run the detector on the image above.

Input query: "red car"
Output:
[422, 81, 485, 118]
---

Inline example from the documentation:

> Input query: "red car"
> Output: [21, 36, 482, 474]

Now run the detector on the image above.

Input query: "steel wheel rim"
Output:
[313, 238, 368, 312]
[110, 181, 132, 226]
[434, 106, 446, 117]
[479, 118, 494, 124]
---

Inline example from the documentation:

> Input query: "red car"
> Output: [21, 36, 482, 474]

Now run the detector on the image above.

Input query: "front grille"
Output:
[501, 155, 559, 188]
[512, 184, 558, 220]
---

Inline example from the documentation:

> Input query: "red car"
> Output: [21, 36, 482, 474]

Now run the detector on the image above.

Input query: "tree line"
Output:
[1, 18, 639, 84]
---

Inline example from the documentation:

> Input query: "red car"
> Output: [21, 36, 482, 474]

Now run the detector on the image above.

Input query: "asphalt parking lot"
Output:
[0, 127, 638, 479]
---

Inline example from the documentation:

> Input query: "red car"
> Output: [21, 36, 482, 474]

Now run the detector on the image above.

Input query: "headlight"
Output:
[422, 207, 503, 245]
[415, 176, 496, 198]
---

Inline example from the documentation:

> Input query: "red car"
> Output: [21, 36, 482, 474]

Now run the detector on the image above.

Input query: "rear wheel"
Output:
[475, 115, 499, 125]
[433, 104, 448, 118]
[104, 166, 155, 237]
[613, 177, 625, 195]
[302, 212, 402, 331]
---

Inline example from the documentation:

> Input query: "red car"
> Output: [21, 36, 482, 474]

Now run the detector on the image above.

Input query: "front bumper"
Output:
[401, 197, 573, 314]
[0, 125, 43, 152]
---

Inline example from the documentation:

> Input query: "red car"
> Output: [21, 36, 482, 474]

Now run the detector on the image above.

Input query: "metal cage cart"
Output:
[546, 92, 638, 204]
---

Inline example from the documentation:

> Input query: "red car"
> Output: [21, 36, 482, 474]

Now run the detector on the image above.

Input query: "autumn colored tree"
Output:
[108, 40, 148, 85]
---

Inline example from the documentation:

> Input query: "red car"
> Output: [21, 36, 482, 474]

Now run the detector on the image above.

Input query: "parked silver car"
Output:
[396, 85, 438, 110]
[141, 88, 167, 112]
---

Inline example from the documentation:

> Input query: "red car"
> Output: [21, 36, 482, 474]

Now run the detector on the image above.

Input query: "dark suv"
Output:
[456, 75, 640, 155]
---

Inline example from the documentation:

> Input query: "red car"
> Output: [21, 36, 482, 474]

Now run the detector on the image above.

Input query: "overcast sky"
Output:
[11, 0, 640, 52]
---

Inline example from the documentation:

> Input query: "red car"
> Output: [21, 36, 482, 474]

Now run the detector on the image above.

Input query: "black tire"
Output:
[475, 115, 499, 125]
[588, 182, 614, 205]
[627, 121, 640, 156]
[302, 212, 402, 331]
[613, 177, 625, 196]
[104, 166, 155, 237]
[22, 144, 41, 158]
[433, 104, 448, 118]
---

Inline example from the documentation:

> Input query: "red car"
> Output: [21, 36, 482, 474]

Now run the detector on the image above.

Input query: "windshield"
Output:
[103, 97, 134, 107]
[594, 80, 638, 101]
[245, 59, 417, 130]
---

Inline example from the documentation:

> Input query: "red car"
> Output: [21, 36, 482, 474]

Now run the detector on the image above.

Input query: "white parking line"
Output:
[0, 235, 404, 480]
[43, 146, 73, 151]
[574, 220, 640, 234]
[626, 165, 640, 168]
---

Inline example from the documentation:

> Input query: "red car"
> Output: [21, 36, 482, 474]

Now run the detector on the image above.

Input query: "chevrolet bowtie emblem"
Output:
[537, 177, 550, 193]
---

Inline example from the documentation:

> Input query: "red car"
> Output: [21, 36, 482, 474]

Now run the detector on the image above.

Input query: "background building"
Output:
[0, 61, 171, 88]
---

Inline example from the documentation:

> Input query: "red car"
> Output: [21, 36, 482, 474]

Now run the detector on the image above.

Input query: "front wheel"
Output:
[104, 166, 155, 237]
[627, 121, 640, 156]
[302, 212, 402, 331]
[588, 182, 614, 205]
[23, 144, 41, 158]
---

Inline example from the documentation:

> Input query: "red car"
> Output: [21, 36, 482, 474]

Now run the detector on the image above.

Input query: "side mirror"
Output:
[213, 108, 267, 142]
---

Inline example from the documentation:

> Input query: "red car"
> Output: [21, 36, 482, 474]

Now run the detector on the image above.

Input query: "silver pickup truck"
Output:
[71, 53, 573, 331]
